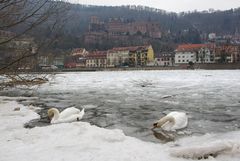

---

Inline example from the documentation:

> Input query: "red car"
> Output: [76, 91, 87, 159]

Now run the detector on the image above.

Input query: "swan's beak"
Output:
[151, 123, 158, 129]
[47, 116, 51, 121]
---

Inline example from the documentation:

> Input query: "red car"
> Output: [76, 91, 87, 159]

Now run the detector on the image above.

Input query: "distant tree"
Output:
[188, 61, 194, 66]
[136, 31, 142, 36]
[188, 61, 194, 69]
[219, 51, 228, 63]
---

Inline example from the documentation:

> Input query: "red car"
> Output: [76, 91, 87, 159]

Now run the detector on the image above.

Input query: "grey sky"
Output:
[70, 0, 240, 12]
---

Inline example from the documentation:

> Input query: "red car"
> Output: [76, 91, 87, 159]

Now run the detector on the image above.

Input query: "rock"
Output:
[162, 95, 172, 99]
[13, 107, 20, 111]
[24, 122, 35, 128]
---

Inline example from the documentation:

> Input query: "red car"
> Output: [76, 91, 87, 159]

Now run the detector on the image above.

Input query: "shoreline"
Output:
[16, 63, 240, 73]
[62, 63, 240, 71]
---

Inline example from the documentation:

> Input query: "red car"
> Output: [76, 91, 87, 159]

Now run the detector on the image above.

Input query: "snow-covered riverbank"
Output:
[0, 97, 240, 161]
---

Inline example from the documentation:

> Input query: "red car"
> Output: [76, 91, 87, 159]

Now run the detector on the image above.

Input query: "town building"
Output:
[38, 56, 50, 66]
[154, 52, 175, 66]
[129, 47, 145, 67]
[85, 16, 162, 45]
[86, 51, 107, 68]
[175, 44, 215, 65]
[106, 19, 161, 38]
[64, 56, 76, 68]
[106, 45, 154, 67]
[71, 48, 89, 68]
[53, 56, 64, 69]
[107, 48, 129, 67]
[214, 44, 240, 63]
[128, 45, 154, 67]
[71, 48, 88, 57]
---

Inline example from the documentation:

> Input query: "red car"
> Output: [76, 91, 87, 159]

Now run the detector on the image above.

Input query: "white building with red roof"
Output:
[175, 44, 215, 65]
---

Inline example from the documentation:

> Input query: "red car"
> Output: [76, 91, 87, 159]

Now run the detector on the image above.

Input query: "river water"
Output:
[1, 70, 240, 143]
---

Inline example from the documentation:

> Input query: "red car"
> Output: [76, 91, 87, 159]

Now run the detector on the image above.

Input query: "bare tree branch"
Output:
[0, 0, 70, 86]
[0, 0, 50, 29]
[0, 12, 67, 73]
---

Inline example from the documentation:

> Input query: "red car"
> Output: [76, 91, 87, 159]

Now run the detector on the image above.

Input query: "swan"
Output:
[152, 112, 188, 131]
[47, 107, 85, 124]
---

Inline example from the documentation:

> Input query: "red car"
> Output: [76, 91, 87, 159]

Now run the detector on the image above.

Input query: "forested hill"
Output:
[30, 2, 240, 51]
[64, 4, 240, 35]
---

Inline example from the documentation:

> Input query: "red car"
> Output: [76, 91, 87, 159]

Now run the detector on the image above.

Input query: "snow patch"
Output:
[170, 140, 240, 159]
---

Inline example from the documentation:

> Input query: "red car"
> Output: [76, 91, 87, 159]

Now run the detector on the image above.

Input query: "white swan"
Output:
[47, 107, 85, 124]
[152, 112, 188, 131]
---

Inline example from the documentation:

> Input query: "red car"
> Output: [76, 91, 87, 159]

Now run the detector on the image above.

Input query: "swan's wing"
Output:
[52, 114, 81, 124]
[161, 121, 175, 131]
[171, 112, 188, 130]
[59, 107, 80, 119]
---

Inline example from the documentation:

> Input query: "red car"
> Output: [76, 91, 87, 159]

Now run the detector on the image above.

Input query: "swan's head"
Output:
[152, 122, 159, 129]
[47, 108, 58, 120]
[152, 116, 175, 129]
[81, 108, 85, 114]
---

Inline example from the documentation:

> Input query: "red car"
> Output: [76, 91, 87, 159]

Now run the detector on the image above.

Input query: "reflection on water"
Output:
[1, 70, 240, 143]
[152, 130, 175, 143]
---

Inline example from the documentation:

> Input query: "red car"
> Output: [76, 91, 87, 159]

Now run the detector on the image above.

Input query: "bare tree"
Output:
[0, 0, 70, 89]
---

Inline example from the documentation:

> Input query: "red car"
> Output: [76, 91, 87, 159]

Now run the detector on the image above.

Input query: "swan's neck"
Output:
[157, 116, 175, 128]
[51, 109, 60, 121]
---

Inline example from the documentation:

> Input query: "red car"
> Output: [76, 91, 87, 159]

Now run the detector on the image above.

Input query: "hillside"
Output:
[28, 3, 240, 53]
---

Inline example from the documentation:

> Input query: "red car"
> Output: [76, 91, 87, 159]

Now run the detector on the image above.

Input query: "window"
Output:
[178, 60, 181, 62]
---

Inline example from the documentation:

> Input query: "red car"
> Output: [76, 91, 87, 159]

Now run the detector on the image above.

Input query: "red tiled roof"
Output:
[176, 44, 212, 52]
[71, 48, 89, 57]
[86, 51, 107, 59]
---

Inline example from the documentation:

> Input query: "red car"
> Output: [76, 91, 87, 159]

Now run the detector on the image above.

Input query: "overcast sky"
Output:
[69, 0, 240, 12]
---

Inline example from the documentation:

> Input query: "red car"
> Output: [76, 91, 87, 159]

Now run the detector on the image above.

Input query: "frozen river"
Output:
[2, 70, 240, 143]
